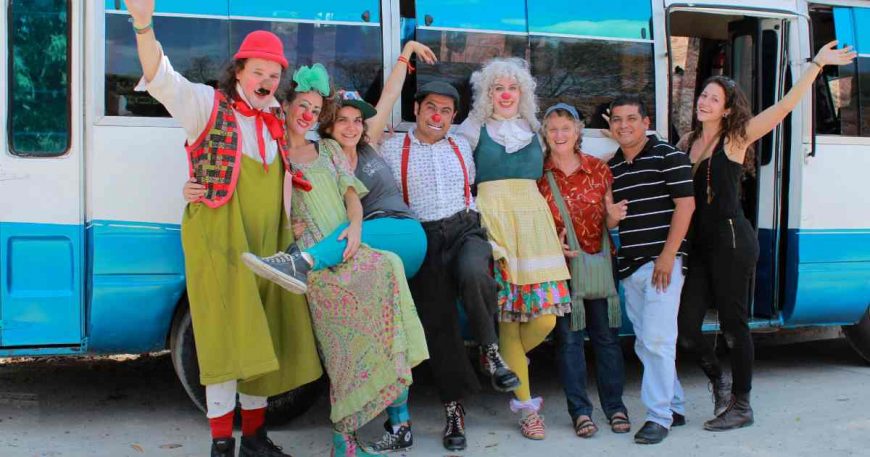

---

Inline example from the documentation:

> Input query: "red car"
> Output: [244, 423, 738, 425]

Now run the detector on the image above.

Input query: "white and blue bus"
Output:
[2, 0, 869, 421]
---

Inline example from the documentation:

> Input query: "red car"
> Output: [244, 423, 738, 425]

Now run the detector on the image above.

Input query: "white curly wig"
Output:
[467, 57, 540, 131]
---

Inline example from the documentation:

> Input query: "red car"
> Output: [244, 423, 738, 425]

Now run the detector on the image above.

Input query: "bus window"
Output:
[229, 1, 384, 107]
[8, 0, 71, 156]
[104, 4, 229, 117]
[856, 8, 870, 137]
[810, 6, 861, 136]
[528, 0, 655, 128]
[402, 0, 527, 122]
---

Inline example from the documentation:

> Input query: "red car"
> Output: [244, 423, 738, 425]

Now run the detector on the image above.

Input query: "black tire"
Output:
[169, 302, 324, 425]
[843, 306, 870, 364]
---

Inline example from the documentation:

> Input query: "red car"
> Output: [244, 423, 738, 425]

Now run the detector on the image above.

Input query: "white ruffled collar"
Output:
[486, 117, 535, 154]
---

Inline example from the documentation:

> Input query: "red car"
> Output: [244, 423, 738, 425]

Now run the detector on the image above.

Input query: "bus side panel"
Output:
[783, 229, 870, 326]
[0, 222, 84, 346]
[86, 221, 186, 353]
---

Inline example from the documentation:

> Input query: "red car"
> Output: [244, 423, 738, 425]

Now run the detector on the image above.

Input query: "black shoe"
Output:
[704, 393, 754, 431]
[634, 421, 668, 445]
[481, 344, 520, 392]
[369, 420, 413, 453]
[212, 437, 236, 457]
[672, 412, 686, 427]
[239, 428, 292, 457]
[443, 401, 467, 451]
[241, 244, 310, 294]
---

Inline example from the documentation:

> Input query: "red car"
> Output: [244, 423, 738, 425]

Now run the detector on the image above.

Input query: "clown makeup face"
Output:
[236, 57, 283, 109]
[328, 106, 365, 150]
[285, 91, 324, 137]
[414, 94, 456, 144]
[490, 76, 520, 118]
[696, 82, 729, 124]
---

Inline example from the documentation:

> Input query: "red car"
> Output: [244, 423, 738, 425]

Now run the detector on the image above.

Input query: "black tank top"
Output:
[692, 141, 745, 245]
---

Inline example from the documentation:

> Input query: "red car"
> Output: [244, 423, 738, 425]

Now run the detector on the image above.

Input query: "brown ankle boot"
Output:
[703, 392, 753, 431]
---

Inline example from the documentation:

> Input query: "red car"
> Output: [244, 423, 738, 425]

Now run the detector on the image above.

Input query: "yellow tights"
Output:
[498, 314, 556, 402]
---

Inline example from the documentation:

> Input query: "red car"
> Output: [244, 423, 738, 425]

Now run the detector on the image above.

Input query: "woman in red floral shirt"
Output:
[537, 103, 629, 438]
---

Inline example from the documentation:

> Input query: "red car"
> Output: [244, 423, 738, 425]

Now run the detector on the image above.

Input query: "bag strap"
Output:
[545, 171, 580, 252]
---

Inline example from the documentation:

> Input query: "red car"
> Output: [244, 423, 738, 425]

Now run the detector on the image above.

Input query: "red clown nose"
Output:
[302, 112, 314, 122]
[500, 92, 511, 100]
[431, 113, 442, 123]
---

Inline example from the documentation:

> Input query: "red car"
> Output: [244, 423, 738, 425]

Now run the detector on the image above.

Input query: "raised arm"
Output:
[367, 41, 437, 145]
[124, 0, 161, 82]
[742, 40, 856, 146]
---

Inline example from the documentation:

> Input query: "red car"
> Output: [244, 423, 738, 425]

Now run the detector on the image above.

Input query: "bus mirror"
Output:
[361, 10, 370, 22]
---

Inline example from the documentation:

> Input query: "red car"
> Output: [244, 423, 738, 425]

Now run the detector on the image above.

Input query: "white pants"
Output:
[205, 380, 269, 418]
[621, 258, 686, 428]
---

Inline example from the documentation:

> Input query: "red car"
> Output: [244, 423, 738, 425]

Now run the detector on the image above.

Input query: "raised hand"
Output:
[123, 0, 154, 27]
[813, 40, 857, 67]
[403, 40, 437, 65]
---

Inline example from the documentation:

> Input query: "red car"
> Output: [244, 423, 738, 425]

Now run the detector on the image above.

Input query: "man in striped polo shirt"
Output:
[605, 95, 695, 445]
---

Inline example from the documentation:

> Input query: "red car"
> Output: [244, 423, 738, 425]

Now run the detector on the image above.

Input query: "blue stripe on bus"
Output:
[783, 228, 870, 326]
[106, 0, 227, 17]
[107, 1, 380, 23]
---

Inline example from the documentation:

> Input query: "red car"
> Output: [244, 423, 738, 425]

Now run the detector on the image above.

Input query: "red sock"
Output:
[241, 407, 266, 436]
[209, 411, 234, 440]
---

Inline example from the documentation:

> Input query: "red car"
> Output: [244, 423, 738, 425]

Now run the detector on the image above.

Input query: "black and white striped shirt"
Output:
[608, 136, 693, 279]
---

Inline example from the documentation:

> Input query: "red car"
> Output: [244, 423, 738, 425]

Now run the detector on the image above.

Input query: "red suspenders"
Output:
[400, 133, 471, 209]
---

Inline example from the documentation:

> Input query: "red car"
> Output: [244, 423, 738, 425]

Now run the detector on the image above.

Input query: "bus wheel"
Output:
[843, 306, 870, 364]
[169, 302, 324, 425]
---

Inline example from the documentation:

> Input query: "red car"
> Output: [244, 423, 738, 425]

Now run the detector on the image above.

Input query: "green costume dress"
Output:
[291, 139, 428, 432]
[181, 154, 323, 396]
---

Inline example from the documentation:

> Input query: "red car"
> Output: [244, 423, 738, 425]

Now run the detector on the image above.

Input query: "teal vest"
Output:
[473, 125, 544, 184]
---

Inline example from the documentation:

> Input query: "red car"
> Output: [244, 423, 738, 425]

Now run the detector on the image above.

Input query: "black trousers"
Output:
[409, 210, 499, 402]
[678, 216, 759, 394]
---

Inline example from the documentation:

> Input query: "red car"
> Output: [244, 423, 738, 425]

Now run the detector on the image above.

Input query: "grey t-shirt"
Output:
[355, 145, 416, 220]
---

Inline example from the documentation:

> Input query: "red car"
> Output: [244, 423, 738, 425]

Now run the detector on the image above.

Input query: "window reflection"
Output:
[415, 0, 526, 33]
[811, 9, 859, 136]
[105, 14, 228, 117]
[527, 0, 652, 40]
[530, 37, 655, 129]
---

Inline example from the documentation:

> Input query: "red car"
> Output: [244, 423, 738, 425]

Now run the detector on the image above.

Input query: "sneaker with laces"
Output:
[369, 421, 413, 453]
[480, 344, 520, 392]
[241, 244, 310, 294]
[239, 428, 291, 457]
[442, 401, 467, 451]
[519, 412, 546, 440]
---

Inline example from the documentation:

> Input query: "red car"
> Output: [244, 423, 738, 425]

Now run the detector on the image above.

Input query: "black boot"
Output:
[212, 437, 236, 457]
[481, 344, 520, 392]
[703, 392, 754, 431]
[442, 401, 467, 451]
[699, 355, 732, 417]
[239, 427, 292, 457]
[240, 244, 311, 294]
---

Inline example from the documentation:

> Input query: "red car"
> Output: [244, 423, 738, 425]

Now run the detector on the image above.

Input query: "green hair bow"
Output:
[292, 63, 331, 96]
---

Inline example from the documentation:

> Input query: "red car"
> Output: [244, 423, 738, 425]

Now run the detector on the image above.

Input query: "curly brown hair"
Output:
[686, 76, 756, 176]
[317, 103, 370, 148]
[217, 59, 247, 100]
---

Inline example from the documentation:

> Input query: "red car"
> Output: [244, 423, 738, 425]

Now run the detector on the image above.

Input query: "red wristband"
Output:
[398, 56, 415, 74]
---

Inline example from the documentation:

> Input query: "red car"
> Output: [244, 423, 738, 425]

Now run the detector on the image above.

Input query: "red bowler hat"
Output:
[233, 30, 288, 69]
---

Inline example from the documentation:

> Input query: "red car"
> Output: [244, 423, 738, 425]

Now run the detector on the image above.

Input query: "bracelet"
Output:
[131, 19, 153, 35]
[397, 55, 415, 74]
[810, 59, 823, 70]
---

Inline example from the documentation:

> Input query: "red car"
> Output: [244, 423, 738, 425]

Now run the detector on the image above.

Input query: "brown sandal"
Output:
[608, 412, 631, 433]
[574, 415, 598, 438]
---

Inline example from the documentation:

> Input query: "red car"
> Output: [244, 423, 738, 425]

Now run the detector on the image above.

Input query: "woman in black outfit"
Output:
[677, 40, 855, 431]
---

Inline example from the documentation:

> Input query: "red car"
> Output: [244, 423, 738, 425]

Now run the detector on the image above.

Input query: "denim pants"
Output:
[306, 216, 427, 278]
[621, 258, 686, 429]
[554, 298, 627, 422]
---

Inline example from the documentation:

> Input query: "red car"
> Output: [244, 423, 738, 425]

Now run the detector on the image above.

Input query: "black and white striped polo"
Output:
[608, 135, 693, 279]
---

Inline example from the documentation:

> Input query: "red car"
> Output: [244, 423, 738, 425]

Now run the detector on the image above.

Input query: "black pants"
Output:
[678, 216, 759, 394]
[410, 210, 499, 402]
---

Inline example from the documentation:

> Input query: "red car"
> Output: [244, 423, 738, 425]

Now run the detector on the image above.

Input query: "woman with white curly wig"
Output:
[457, 57, 571, 440]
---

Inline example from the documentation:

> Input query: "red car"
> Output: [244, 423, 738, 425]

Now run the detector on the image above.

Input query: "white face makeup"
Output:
[285, 91, 324, 136]
[236, 57, 283, 109]
[490, 76, 520, 118]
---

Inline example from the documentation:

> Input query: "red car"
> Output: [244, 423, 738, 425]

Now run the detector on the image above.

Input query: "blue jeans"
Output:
[621, 258, 686, 429]
[306, 217, 427, 278]
[554, 298, 627, 422]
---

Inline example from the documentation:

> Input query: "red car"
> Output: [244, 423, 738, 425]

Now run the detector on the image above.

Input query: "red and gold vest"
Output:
[184, 90, 289, 208]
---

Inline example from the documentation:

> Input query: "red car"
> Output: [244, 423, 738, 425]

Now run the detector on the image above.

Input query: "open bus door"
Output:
[666, 2, 796, 332]
[0, 0, 84, 350]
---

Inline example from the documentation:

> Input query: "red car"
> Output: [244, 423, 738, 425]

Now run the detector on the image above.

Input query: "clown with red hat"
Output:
[124, 1, 321, 456]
